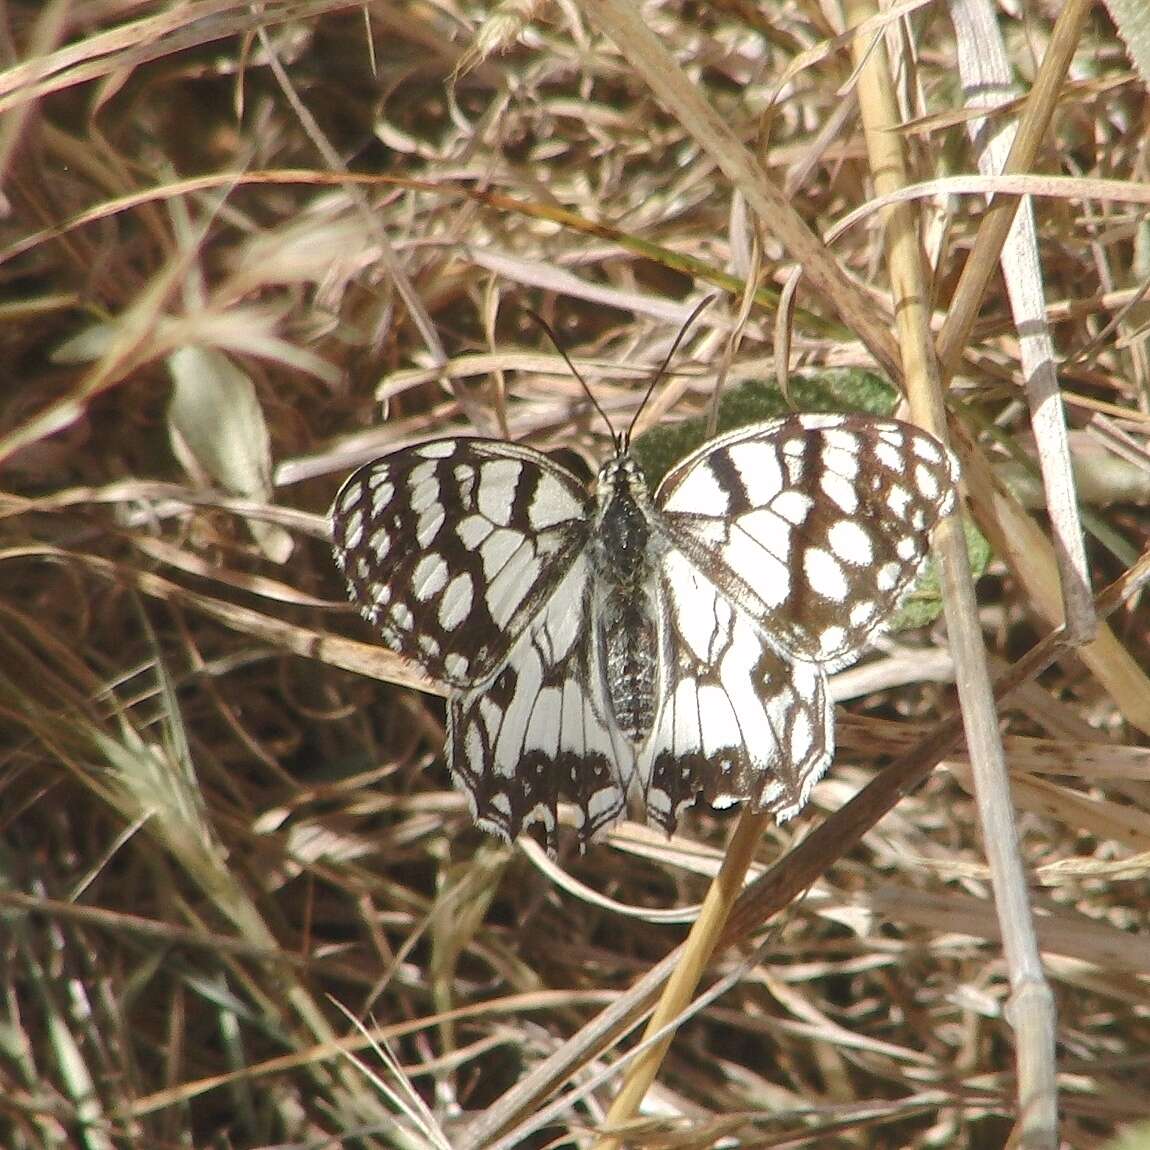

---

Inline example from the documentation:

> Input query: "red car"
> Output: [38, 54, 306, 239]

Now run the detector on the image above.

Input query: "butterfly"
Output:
[331, 412, 957, 851]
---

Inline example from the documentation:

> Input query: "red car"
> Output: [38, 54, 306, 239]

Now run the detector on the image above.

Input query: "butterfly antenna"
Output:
[624, 294, 716, 446]
[528, 309, 618, 445]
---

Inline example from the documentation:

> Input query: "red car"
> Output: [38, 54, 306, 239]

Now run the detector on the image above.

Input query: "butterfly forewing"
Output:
[332, 440, 590, 687]
[656, 415, 957, 669]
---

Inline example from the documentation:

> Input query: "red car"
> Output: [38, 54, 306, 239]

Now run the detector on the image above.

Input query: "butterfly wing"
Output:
[641, 414, 957, 830]
[449, 554, 634, 851]
[655, 414, 958, 667]
[644, 548, 833, 833]
[333, 438, 632, 848]
[332, 439, 591, 687]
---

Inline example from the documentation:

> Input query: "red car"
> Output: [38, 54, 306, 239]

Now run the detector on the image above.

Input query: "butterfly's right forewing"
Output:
[331, 439, 591, 688]
[657, 414, 957, 668]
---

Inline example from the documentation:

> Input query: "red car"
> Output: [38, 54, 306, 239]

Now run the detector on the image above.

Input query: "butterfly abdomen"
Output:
[599, 592, 658, 741]
[591, 454, 664, 743]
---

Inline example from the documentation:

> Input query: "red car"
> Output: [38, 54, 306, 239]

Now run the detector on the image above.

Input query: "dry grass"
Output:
[2, 1, 1150, 1148]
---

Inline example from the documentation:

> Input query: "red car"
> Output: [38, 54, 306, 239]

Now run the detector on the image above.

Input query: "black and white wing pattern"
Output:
[331, 413, 958, 851]
[331, 439, 635, 846]
[645, 413, 956, 830]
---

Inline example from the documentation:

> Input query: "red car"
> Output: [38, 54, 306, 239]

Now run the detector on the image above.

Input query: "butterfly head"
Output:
[596, 448, 648, 505]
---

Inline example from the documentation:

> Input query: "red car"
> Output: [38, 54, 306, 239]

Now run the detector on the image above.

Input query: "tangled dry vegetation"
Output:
[2, 1, 1150, 1147]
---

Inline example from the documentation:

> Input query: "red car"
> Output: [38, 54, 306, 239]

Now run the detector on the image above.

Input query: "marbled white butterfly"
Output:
[331, 413, 957, 851]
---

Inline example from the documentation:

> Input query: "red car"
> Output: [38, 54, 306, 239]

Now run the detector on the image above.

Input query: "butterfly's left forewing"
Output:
[332, 439, 591, 687]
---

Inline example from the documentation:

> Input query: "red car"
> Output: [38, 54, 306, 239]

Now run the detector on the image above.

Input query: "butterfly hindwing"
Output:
[448, 556, 633, 851]
[643, 549, 834, 833]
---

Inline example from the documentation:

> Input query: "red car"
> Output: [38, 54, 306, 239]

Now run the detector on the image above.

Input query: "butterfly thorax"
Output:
[590, 454, 663, 745]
